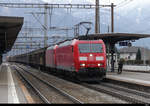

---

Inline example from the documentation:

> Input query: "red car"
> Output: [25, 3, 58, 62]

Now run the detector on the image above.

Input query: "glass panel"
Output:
[78, 43, 103, 53]
[78, 43, 90, 53]
[91, 44, 103, 53]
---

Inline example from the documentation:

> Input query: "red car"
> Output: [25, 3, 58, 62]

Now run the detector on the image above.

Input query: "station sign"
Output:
[119, 42, 132, 47]
[119, 42, 128, 46]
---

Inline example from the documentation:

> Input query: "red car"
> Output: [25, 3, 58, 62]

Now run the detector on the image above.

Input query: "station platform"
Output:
[0, 63, 33, 103]
[106, 70, 150, 87]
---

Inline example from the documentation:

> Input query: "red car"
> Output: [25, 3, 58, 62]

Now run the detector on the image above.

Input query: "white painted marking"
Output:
[123, 65, 150, 71]
[107, 75, 150, 86]
[7, 63, 19, 103]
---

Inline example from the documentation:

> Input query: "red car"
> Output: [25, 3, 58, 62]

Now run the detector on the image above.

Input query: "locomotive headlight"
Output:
[89, 54, 93, 57]
[80, 64, 85, 67]
[96, 56, 104, 61]
[79, 57, 87, 61]
[98, 63, 103, 66]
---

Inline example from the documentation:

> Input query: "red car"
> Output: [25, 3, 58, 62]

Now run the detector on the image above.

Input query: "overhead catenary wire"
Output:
[116, 0, 134, 9]
[1, 0, 113, 56]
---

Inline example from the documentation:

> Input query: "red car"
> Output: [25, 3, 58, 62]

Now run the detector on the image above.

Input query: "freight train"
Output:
[8, 39, 107, 81]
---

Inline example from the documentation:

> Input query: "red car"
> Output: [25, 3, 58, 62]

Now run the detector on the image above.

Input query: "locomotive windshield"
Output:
[78, 43, 103, 53]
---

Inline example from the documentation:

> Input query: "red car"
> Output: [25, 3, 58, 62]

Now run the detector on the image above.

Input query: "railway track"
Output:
[13, 65, 84, 104]
[12, 63, 150, 104]
[82, 82, 150, 104]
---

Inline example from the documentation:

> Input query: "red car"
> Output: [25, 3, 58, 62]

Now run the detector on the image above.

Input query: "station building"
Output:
[119, 46, 150, 61]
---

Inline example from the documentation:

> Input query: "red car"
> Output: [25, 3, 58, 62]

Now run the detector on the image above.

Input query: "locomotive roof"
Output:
[47, 45, 57, 50]
[56, 39, 104, 47]
[58, 39, 76, 47]
[47, 46, 54, 50]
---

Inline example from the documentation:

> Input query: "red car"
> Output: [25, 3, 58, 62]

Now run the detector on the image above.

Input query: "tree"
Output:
[136, 48, 141, 61]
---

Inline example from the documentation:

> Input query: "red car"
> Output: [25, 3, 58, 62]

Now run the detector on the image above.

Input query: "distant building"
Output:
[119, 46, 150, 61]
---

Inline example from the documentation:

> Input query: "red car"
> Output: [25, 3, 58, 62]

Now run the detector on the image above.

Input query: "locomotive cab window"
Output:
[78, 43, 103, 53]
[91, 44, 103, 53]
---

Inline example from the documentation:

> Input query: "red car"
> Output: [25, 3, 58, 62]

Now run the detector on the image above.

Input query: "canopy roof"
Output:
[77, 33, 150, 44]
[0, 16, 24, 54]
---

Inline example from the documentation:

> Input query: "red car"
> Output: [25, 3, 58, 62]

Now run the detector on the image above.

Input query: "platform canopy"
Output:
[0, 16, 24, 54]
[77, 33, 150, 44]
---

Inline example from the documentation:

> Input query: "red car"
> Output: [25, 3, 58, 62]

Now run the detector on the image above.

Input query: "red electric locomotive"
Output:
[46, 45, 57, 68]
[46, 39, 107, 81]
[9, 39, 107, 81]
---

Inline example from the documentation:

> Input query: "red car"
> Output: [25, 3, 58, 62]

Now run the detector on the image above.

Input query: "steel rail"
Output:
[16, 65, 84, 104]
[101, 83, 150, 99]
[14, 66, 51, 104]
[82, 83, 150, 104]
